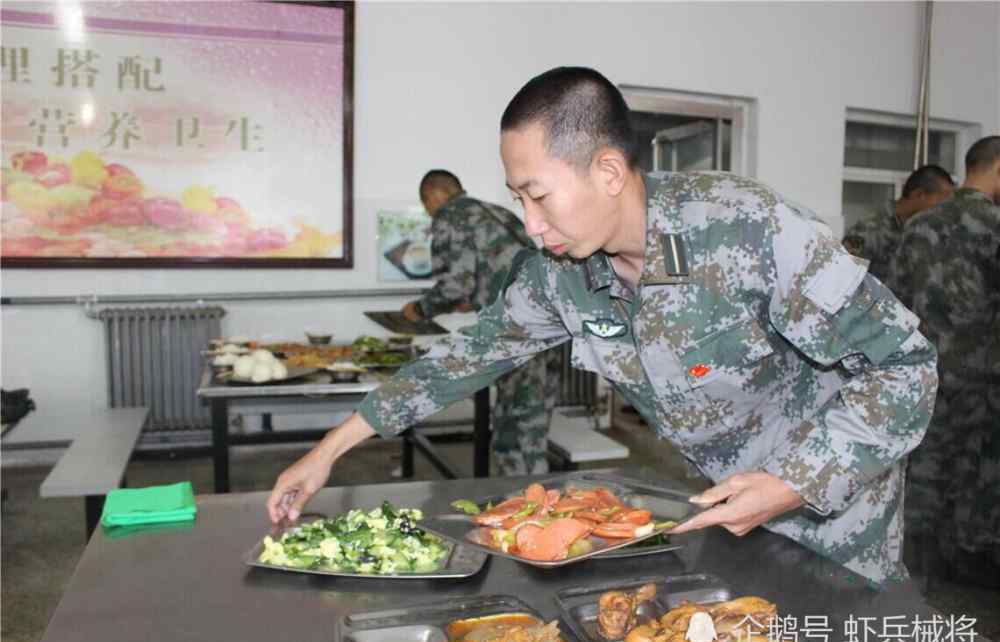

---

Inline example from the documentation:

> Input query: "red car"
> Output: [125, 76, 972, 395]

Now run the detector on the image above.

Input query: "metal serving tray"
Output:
[555, 573, 732, 642]
[243, 515, 489, 579]
[336, 594, 553, 642]
[419, 472, 698, 568]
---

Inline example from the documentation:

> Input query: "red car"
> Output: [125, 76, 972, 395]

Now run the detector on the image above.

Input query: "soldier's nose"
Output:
[523, 209, 548, 236]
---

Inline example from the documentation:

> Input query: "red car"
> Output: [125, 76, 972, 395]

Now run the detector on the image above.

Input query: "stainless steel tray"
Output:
[243, 515, 489, 579]
[420, 472, 698, 569]
[555, 573, 732, 642]
[336, 594, 554, 642]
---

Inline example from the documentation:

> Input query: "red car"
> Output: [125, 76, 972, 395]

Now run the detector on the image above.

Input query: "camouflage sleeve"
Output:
[761, 204, 938, 515]
[358, 250, 570, 437]
[841, 220, 868, 259]
[417, 212, 477, 318]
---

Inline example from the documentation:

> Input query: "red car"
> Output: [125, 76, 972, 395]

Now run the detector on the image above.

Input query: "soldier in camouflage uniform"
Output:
[401, 170, 560, 475]
[842, 165, 953, 286]
[890, 137, 1000, 586]
[269, 68, 937, 585]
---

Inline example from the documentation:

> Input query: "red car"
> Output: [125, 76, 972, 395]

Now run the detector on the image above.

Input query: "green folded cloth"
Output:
[100, 481, 197, 528]
[103, 519, 196, 540]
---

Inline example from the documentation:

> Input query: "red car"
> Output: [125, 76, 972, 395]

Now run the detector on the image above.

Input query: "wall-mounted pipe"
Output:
[1, 287, 427, 307]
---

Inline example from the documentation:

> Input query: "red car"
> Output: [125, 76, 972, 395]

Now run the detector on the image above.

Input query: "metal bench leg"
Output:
[401, 435, 415, 478]
[411, 433, 458, 480]
[211, 399, 230, 493]
[473, 388, 490, 478]
[85, 495, 104, 539]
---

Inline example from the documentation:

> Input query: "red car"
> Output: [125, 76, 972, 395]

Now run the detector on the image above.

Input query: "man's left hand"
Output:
[401, 301, 424, 322]
[669, 471, 805, 537]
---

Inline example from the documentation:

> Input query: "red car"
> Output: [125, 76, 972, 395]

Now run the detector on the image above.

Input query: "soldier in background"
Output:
[842, 165, 954, 286]
[891, 136, 1000, 587]
[270, 68, 937, 585]
[400, 170, 560, 475]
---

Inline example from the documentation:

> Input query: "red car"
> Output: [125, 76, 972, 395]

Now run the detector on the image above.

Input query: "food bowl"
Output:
[306, 332, 333, 345]
[327, 362, 367, 383]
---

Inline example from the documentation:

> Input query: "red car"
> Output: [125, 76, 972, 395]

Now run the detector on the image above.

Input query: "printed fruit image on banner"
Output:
[0, 1, 351, 265]
[2, 149, 340, 258]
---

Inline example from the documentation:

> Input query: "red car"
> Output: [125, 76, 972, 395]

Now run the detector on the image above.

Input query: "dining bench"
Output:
[35, 407, 150, 538]
[547, 407, 629, 471]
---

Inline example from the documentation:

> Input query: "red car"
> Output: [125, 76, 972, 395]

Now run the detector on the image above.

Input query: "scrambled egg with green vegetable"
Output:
[259, 501, 447, 574]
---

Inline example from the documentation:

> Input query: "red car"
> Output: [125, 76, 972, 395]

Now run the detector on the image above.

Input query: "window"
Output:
[841, 109, 978, 235]
[620, 86, 755, 175]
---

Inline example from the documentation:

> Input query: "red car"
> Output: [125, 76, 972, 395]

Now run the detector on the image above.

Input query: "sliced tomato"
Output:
[612, 509, 652, 525]
[517, 518, 594, 561]
[573, 510, 608, 524]
[473, 496, 527, 526]
[593, 522, 640, 539]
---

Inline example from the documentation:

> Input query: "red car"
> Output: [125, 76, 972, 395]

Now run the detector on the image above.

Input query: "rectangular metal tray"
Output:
[419, 472, 698, 568]
[243, 514, 489, 579]
[336, 594, 553, 642]
[555, 573, 732, 642]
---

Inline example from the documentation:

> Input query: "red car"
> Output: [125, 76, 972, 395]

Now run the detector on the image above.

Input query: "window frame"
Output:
[843, 108, 980, 188]
[620, 85, 756, 176]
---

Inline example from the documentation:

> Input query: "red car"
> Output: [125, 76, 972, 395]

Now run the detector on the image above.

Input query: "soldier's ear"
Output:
[592, 147, 628, 197]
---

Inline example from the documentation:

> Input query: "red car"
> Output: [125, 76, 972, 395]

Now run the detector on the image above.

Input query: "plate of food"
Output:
[244, 501, 488, 579]
[219, 349, 317, 384]
[337, 594, 565, 642]
[554, 574, 776, 642]
[420, 473, 698, 568]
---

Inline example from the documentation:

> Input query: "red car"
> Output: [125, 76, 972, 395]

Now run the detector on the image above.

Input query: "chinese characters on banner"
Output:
[1, 2, 350, 263]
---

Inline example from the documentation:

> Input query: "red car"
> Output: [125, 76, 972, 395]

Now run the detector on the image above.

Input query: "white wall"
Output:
[3, 1, 998, 440]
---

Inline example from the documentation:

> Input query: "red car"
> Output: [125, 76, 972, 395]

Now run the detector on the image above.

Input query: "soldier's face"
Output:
[501, 124, 617, 259]
[420, 188, 450, 217]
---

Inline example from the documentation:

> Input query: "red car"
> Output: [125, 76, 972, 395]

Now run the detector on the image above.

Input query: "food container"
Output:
[327, 362, 368, 383]
[337, 595, 560, 642]
[243, 519, 489, 580]
[555, 573, 732, 642]
[306, 332, 333, 345]
[419, 472, 698, 568]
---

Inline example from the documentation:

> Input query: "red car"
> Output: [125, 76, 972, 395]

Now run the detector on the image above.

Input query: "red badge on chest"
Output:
[688, 364, 711, 378]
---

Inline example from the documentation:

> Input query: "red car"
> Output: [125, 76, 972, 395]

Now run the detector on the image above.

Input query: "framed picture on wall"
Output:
[0, 1, 354, 268]
[376, 209, 434, 282]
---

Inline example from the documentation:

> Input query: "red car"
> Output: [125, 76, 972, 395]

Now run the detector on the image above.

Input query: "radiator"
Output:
[98, 306, 225, 439]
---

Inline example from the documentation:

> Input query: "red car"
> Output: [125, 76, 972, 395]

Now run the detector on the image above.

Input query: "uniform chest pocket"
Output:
[570, 337, 644, 386]
[679, 318, 775, 426]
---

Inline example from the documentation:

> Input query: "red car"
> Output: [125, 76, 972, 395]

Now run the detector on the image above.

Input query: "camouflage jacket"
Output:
[417, 193, 534, 318]
[842, 201, 902, 285]
[891, 188, 1000, 390]
[361, 172, 938, 583]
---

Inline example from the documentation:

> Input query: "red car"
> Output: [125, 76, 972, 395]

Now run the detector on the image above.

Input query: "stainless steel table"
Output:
[197, 368, 491, 492]
[40, 469, 958, 642]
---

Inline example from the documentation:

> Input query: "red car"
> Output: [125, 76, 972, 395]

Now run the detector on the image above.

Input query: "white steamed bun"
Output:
[251, 363, 272, 383]
[251, 349, 276, 364]
[233, 356, 255, 378]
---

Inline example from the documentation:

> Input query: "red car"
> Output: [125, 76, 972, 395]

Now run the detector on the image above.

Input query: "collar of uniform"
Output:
[583, 252, 633, 301]
[955, 187, 994, 205]
[886, 200, 904, 229]
[639, 172, 690, 286]
[444, 191, 469, 208]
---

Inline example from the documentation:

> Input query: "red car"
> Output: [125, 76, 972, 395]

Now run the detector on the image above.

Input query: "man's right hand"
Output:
[266, 413, 377, 523]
